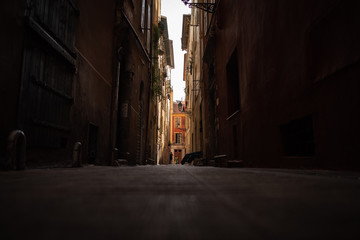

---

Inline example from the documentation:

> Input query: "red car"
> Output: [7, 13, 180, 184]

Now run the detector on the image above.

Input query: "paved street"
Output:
[1, 165, 360, 240]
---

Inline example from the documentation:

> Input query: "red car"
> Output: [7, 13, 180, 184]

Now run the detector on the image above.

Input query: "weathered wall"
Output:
[1, 0, 153, 167]
[115, 0, 151, 165]
[1, 0, 78, 167]
[214, 0, 360, 169]
[73, 0, 115, 165]
[0, 0, 27, 160]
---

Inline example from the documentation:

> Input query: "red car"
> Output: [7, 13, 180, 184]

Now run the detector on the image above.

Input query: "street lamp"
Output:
[178, 102, 183, 112]
[181, 0, 216, 13]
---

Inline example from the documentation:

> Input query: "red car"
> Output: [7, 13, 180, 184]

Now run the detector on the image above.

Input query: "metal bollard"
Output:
[6, 130, 26, 170]
[72, 142, 82, 167]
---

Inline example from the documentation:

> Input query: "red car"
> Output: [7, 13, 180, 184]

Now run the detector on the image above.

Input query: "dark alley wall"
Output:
[72, 0, 115, 165]
[0, 0, 152, 167]
[114, 0, 152, 165]
[0, 0, 27, 162]
[212, 0, 360, 170]
[1, 0, 79, 166]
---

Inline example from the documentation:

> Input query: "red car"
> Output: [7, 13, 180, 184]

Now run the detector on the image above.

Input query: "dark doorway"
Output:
[174, 149, 182, 164]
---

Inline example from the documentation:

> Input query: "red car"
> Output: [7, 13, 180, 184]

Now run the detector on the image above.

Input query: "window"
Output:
[140, 0, 146, 33]
[280, 115, 315, 156]
[175, 133, 183, 144]
[175, 117, 181, 128]
[146, 3, 151, 51]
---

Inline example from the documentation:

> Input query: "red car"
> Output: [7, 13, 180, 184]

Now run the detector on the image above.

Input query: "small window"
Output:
[175, 133, 183, 144]
[280, 115, 315, 156]
[175, 117, 181, 128]
[140, 0, 146, 33]
[146, 4, 151, 51]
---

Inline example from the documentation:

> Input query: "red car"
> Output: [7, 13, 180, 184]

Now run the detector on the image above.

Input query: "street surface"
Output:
[1, 165, 360, 239]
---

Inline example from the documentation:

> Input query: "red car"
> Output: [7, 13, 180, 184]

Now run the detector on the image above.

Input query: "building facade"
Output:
[114, 0, 153, 165]
[154, 16, 174, 165]
[182, 10, 205, 157]
[0, 0, 156, 167]
[146, 0, 161, 164]
[170, 93, 186, 164]
[197, 0, 360, 170]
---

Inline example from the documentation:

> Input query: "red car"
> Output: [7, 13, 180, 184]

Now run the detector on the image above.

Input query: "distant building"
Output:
[170, 92, 186, 164]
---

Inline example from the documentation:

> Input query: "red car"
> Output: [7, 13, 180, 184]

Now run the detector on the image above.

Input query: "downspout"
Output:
[144, 0, 154, 164]
[110, 47, 122, 165]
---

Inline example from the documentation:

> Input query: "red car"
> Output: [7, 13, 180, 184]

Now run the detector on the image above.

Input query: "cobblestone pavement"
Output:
[1, 165, 360, 240]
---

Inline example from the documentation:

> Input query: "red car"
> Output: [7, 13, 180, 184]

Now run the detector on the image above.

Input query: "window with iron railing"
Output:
[175, 117, 181, 128]
[175, 133, 183, 144]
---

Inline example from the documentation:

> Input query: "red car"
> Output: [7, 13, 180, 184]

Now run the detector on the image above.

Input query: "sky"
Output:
[161, 0, 191, 102]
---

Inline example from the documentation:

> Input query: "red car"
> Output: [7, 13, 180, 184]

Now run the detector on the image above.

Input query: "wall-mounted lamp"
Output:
[178, 102, 183, 112]
[181, 0, 216, 13]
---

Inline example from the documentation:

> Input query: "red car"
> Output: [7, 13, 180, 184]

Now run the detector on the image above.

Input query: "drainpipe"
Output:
[110, 47, 122, 165]
[144, 0, 153, 165]
[6, 130, 26, 170]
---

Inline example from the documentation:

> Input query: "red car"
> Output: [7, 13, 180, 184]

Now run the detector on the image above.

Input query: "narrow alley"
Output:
[2, 0, 360, 169]
[1, 0, 360, 239]
[1, 165, 360, 239]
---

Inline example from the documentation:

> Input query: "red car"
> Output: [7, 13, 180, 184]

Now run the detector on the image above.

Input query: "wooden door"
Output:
[18, 0, 77, 148]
